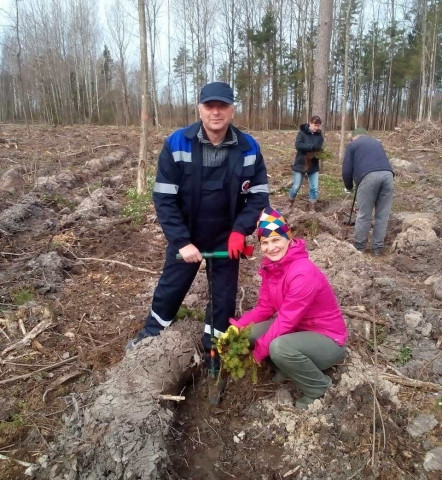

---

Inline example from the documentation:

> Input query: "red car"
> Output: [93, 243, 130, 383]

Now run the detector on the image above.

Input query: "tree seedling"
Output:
[216, 325, 258, 383]
[397, 346, 412, 365]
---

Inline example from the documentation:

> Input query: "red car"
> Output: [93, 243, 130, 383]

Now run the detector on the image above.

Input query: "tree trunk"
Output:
[383, 0, 395, 130]
[15, 0, 30, 136]
[426, 2, 438, 121]
[137, 0, 149, 195]
[417, 0, 427, 121]
[312, 0, 333, 131]
[339, 0, 352, 164]
[28, 323, 202, 480]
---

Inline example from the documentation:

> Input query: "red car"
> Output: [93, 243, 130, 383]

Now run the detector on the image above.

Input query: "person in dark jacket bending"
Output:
[289, 115, 324, 212]
[342, 128, 394, 255]
[126, 82, 269, 404]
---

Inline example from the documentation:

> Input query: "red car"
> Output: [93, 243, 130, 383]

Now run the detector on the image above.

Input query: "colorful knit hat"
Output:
[257, 207, 292, 240]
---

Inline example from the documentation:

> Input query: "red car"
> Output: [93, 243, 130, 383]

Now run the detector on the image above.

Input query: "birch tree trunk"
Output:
[312, 0, 333, 130]
[383, 0, 395, 130]
[137, 0, 149, 195]
[146, 0, 161, 129]
[14, 0, 30, 136]
[339, 0, 352, 164]
[426, 0, 437, 121]
[417, 0, 427, 121]
[300, 0, 310, 121]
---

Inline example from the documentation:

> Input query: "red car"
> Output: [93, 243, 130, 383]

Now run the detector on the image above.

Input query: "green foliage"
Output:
[368, 326, 387, 350]
[303, 219, 319, 238]
[216, 325, 258, 383]
[320, 174, 344, 201]
[397, 346, 412, 365]
[122, 176, 154, 223]
[11, 288, 34, 306]
[317, 147, 334, 163]
[0, 413, 24, 434]
[42, 193, 74, 210]
[175, 307, 204, 322]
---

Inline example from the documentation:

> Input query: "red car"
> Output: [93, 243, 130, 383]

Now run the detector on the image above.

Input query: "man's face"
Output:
[309, 122, 321, 132]
[198, 101, 235, 135]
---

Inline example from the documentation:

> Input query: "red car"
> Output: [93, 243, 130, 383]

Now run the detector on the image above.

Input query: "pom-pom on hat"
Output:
[257, 207, 292, 240]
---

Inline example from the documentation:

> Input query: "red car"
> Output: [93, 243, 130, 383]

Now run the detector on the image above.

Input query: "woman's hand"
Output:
[252, 349, 262, 365]
[229, 317, 242, 329]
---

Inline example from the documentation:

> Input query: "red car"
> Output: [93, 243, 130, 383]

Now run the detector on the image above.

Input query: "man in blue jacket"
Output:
[342, 128, 394, 255]
[127, 82, 269, 403]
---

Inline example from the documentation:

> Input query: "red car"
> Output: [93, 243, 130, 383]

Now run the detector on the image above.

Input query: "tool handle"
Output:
[176, 251, 229, 260]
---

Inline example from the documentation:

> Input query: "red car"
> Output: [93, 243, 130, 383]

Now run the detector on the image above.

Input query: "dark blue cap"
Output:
[199, 82, 234, 104]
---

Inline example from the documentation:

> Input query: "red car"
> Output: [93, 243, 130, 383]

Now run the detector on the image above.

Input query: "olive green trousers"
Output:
[250, 320, 346, 398]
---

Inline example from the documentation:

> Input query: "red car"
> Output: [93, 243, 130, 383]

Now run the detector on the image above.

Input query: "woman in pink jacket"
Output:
[230, 207, 347, 409]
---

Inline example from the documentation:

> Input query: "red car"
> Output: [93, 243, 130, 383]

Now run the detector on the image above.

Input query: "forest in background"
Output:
[0, 0, 440, 130]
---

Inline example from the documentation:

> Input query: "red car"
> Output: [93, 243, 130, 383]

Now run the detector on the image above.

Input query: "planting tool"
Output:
[176, 251, 229, 260]
[176, 245, 254, 261]
[206, 256, 217, 378]
[175, 248, 254, 381]
[343, 186, 358, 240]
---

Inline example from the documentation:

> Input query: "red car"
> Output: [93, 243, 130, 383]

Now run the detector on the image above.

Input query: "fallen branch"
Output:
[1, 317, 53, 356]
[0, 326, 11, 341]
[77, 256, 158, 274]
[382, 373, 442, 391]
[0, 138, 18, 149]
[92, 143, 120, 151]
[158, 394, 186, 402]
[0, 356, 78, 386]
[407, 148, 437, 152]
[60, 149, 87, 158]
[341, 308, 387, 325]
[0, 453, 36, 468]
[43, 369, 85, 402]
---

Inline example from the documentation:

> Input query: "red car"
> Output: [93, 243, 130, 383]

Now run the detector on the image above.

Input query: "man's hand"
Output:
[228, 232, 245, 259]
[178, 244, 202, 263]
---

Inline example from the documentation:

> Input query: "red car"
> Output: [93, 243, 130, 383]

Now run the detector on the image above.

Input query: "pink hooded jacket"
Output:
[230, 239, 348, 363]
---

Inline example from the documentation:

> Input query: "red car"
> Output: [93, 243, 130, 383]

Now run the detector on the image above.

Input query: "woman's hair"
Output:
[309, 115, 322, 125]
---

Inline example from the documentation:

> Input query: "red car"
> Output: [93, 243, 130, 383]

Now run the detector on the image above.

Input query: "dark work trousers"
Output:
[142, 160, 239, 369]
[142, 244, 239, 369]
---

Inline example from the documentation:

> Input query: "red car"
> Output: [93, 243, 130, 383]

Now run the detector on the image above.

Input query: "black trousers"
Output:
[142, 243, 239, 361]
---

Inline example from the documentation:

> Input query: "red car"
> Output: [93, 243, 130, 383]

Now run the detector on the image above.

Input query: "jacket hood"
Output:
[300, 123, 310, 134]
[259, 238, 308, 274]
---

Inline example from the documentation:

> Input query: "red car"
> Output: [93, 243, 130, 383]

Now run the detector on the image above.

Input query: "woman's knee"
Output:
[269, 336, 302, 361]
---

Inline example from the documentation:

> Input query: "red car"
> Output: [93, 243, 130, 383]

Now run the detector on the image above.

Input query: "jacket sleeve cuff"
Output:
[252, 340, 268, 363]
[174, 238, 192, 250]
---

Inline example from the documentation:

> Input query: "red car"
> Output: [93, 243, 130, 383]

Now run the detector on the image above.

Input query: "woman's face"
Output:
[260, 235, 290, 262]
[309, 122, 321, 132]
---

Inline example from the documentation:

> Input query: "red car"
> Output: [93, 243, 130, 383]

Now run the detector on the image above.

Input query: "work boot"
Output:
[372, 249, 383, 257]
[308, 200, 317, 212]
[208, 372, 227, 406]
[272, 370, 287, 384]
[289, 197, 295, 207]
[125, 326, 159, 351]
[295, 396, 318, 410]
[295, 375, 332, 410]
